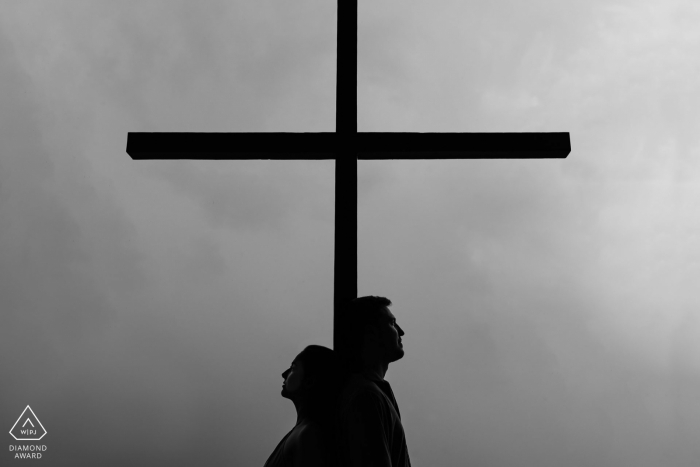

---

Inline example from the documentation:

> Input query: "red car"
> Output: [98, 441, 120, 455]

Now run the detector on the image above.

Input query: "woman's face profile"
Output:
[281, 358, 305, 396]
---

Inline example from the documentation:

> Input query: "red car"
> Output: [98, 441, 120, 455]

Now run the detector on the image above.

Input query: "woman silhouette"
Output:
[264, 345, 345, 467]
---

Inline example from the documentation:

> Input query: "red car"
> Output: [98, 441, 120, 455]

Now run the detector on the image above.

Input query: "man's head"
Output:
[337, 296, 405, 372]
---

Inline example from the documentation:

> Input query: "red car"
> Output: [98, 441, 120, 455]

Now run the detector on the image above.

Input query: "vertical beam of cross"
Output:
[334, 0, 358, 349]
[126, 1, 570, 352]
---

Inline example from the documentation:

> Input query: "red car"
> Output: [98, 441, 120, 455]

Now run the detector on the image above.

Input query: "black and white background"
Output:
[1, 0, 699, 465]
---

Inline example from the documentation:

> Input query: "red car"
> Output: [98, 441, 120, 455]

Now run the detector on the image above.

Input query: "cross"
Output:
[126, 1, 570, 351]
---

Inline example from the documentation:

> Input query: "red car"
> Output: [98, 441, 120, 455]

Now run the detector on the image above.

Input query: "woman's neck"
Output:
[292, 398, 312, 426]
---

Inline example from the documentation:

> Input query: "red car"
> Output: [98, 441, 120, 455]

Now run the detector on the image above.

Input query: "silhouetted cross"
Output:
[126, 1, 570, 349]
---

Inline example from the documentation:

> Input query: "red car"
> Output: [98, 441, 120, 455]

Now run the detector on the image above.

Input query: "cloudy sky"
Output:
[1, 0, 700, 465]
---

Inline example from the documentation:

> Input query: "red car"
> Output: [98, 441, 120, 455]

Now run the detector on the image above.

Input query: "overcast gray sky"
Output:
[1, 0, 700, 465]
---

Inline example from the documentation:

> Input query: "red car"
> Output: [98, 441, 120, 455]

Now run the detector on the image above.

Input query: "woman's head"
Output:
[281, 345, 346, 423]
[281, 357, 307, 394]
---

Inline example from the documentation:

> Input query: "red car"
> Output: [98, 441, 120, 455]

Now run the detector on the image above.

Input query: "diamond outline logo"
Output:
[9, 406, 47, 441]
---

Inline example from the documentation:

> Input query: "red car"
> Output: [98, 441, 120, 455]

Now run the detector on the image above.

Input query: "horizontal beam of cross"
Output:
[126, 132, 571, 160]
[126, 0, 571, 356]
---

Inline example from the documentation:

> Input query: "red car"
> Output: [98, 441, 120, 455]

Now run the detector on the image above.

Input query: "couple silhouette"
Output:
[263, 296, 411, 467]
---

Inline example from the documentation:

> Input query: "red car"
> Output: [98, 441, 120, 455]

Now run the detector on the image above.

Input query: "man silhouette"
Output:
[264, 345, 342, 467]
[334, 296, 411, 467]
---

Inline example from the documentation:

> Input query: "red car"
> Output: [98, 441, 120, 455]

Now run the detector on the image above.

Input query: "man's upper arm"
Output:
[346, 391, 392, 467]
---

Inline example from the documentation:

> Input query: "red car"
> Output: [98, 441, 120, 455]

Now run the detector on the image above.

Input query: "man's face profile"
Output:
[366, 306, 405, 362]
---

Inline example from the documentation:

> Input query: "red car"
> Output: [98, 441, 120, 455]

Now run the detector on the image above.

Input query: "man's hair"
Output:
[336, 295, 392, 372]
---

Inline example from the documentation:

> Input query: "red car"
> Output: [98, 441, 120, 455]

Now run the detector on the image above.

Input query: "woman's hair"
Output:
[335, 296, 392, 372]
[295, 345, 346, 426]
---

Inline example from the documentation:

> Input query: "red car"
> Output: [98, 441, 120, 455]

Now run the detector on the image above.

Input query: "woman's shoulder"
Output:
[285, 421, 323, 445]
[289, 421, 329, 466]
[297, 420, 325, 441]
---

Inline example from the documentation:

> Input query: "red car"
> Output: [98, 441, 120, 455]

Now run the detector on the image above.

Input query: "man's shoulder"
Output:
[345, 372, 384, 392]
[341, 375, 389, 412]
[341, 374, 378, 398]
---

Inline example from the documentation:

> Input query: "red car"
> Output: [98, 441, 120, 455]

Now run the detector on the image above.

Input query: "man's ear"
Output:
[364, 324, 379, 344]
